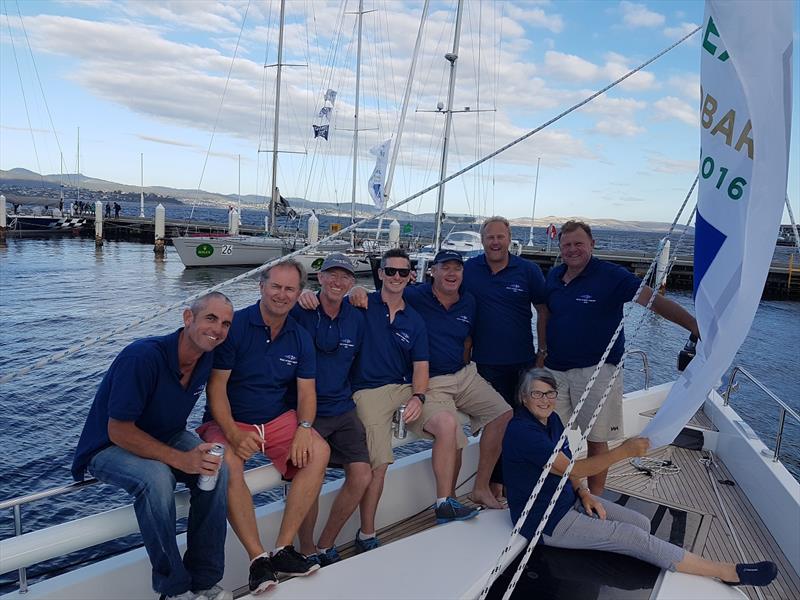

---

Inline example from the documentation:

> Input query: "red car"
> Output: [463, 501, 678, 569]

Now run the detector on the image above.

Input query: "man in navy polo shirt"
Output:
[539, 221, 699, 495]
[349, 248, 429, 552]
[72, 292, 235, 600]
[290, 253, 371, 567]
[403, 249, 513, 515]
[201, 259, 330, 594]
[463, 216, 547, 493]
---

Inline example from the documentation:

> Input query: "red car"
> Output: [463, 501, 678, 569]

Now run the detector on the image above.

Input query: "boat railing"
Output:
[625, 349, 651, 390]
[722, 365, 800, 462]
[0, 423, 446, 594]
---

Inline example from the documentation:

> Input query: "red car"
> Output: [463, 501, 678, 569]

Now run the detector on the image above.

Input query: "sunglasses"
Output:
[382, 267, 411, 277]
[529, 390, 558, 400]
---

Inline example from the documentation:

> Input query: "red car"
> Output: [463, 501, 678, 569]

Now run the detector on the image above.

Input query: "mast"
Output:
[349, 0, 365, 250]
[76, 127, 80, 206]
[59, 152, 64, 208]
[139, 153, 145, 218]
[269, 0, 286, 236]
[433, 0, 464, 251]
[527, 157, 541, 247]
[238, 154, 242, 216]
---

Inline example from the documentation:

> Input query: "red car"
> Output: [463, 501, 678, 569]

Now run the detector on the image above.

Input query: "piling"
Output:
[153, 203, 166, 256]
[389, 219, 400, 248]
[307, 212, 319, 245]
[0, 194, 6, 239]
[228, 209, 240, 236]
[94, 201, 104, 247]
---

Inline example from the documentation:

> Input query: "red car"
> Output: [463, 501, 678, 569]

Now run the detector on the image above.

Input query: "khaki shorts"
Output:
[353, 383, 413, 468]
[552, 364, 623, 443]
[407, 362, 511, 448]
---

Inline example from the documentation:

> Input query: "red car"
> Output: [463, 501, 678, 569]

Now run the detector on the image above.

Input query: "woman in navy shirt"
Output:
[502, 368, 777, 588]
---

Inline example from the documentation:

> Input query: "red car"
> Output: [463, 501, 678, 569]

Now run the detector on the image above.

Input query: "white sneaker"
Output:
[161, 592, 208, 600]
[195, 585, 233, 600]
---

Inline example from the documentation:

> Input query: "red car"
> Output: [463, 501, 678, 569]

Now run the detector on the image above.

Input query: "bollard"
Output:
[307, 212, 319, 245]
[153, 203, 166, 256]
[0, 194, 6, 238]
[264, 215, 269, 233]
[229, 209, 240, 235]
[389, 219, 400, 248]
[655, 239, 670, 294]
[94, 201, 104, 247]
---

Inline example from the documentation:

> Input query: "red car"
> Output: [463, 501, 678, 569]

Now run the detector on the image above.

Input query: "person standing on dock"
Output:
[290, 253, 372, 567]
[463, 216, 548, 497]
[71, 292, 236, 600]
[105, 202, 111, 218]
[114, 202, 121, 218]
[537, 220, 699, 496]
[201, 259, 330, 595]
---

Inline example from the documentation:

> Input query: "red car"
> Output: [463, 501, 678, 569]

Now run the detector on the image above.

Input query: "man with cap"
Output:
[402, 249, 513, 512]
[289, 253, 372, 567]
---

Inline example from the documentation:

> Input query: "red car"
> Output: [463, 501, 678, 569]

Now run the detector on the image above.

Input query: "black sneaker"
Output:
[435, 497, 479, 524]
[248, 556, 278, 594]
[270, 545, 321, 577]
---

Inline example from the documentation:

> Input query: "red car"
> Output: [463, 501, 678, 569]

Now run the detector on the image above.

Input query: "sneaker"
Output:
[435, 497, 479, 524]
[306, 553, 321, 567]
[270, 545, 320, 577]
[195, 585, 232, 600]
[354, 529, 381, 554]
[159, 593, 207, 600]
[724, 562, 778, 587]
[317, 546, 342, 567]
[248, 556, 278, 594]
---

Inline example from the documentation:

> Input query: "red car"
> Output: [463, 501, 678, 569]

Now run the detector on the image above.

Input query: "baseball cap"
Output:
[431, 249, 463, 265]
[319, 252, 355, 274]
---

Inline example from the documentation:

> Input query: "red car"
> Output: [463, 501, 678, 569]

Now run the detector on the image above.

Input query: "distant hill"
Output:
[1, 168, 690, 232]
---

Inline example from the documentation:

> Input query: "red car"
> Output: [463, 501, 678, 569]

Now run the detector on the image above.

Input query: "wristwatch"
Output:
[412, 393, 426, 404]
[298, 420, 313, 429]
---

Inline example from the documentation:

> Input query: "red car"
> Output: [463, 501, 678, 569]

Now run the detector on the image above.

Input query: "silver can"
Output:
[197, 443, 225, 491]
[393, 404, 407, 439]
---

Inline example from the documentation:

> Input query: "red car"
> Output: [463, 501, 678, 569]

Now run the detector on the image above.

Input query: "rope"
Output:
[479, 168, 701, 600]
[609, 456, 681, 479]
[784, 195, 800, 251]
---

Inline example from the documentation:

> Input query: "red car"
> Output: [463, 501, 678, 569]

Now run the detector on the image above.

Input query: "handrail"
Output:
[0, 479, 98, 512]
[723, 365, 800, 462]
[625, 349, 650, 390]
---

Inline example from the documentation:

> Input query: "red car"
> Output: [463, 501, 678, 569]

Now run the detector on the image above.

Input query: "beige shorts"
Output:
[552, 364, 623, 443]
[353, 383, 413, 468]
[407, 362, 511, 448]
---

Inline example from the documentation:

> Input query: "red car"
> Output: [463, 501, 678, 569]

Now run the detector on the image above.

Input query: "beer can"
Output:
[393, 404, 407, 439]
[197, 443, 225, 491]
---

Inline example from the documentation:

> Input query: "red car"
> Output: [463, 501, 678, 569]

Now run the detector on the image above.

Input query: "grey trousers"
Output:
[542, 497, 686, 571]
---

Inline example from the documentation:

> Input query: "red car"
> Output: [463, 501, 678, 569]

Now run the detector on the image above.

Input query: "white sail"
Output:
[643, 0, 794, 447]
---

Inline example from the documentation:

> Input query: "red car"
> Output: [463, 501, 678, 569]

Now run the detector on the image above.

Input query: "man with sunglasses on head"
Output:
[288, 253, 371, 567]
[349, 248, 430, 553]
[200, 259, 330, 595]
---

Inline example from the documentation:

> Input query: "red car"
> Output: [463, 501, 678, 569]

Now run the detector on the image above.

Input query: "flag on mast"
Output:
[367, 139, 392, 209]
[642, 0, 793, 447]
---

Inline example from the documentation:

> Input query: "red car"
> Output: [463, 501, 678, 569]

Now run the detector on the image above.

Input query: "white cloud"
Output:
[667, 73, 700, 103]
[543, 50, 658, 91]
[663, 21, 701, 40]
[592, 118, 645, 137]
[619, 1, 665, 28]
[646, 154, 698, 175]
[504, 4, 564, 34]
[653, 96, 696, 126]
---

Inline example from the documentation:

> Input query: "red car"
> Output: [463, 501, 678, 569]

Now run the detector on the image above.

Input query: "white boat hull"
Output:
[171, 236, 285, 267]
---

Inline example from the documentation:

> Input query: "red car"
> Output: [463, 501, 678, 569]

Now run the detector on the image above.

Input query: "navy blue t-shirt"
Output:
[404, 283, 475, 377]
[544, 257, 641, 370]
[503, 409, 576, 538]
[351, 291, 429, 391]
[207, 301, 316, 424]
[463, 253, 546, 366]
[72, 329, 212, 480]
[290, 297, 364, 417]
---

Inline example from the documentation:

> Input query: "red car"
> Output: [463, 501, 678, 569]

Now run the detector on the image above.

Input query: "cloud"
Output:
[619, 1, 665, 28]
[663, 21, 701, 40]
[120, 1, 245, 33]
[136, 134, 196, 148]
[667, 73, 700, 103]
[653, 96, 696, 126]
[592, 118, 644, 137]
[646, 154, 698, 175]
[504, 4, 564, 34]
[542, 51, 658, 92]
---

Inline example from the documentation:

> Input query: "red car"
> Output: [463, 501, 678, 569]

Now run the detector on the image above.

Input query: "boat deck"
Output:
[233, 441, 799, 600]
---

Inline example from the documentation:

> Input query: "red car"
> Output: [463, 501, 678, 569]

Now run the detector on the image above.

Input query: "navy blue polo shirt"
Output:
[404, 283, 475, 377]
[72, 329, 212, 480]
[463, 253, 546, 365]
[351, 291, 429, 391]
[544, 257, 641, 370]
[503, 409, 576, 538]
[290, 297, 364, 417]
[208, 301, 315, 424]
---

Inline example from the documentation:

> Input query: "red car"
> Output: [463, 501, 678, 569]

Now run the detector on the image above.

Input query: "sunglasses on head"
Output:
[382, 267, 411, 277]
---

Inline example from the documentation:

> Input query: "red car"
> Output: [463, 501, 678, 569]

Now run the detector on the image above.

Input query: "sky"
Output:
[1, 0, 798, 223]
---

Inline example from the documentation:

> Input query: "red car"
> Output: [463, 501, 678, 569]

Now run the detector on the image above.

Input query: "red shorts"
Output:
[197, 410, 315, 479]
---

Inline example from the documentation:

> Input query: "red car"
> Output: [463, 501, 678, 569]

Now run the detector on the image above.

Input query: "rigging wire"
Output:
[0, 24, 702, 386]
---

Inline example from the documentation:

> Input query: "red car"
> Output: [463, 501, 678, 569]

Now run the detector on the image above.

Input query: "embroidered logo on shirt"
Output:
[393, 330, 411, 345]
[576, 294, 596, 304]
[339, 338, 355, 349]
[505, 283, 526, 293]
[279, 354, 299, 366]
[193, 384, 206, 398]
[456, 315, 471, 326]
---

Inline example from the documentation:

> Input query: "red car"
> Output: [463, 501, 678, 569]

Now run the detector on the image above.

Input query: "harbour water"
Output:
[0, 234, 797, 593]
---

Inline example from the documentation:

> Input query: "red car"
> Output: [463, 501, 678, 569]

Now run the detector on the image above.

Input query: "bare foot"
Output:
[470, 488, 506, 509]
[490, 482, 503, 498]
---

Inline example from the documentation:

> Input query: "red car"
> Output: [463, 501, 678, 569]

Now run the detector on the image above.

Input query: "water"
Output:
[0, 234, 798, 592]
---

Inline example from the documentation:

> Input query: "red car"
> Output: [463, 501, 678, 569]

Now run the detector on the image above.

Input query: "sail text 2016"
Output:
[700, 86, 754, 160]
[699, 149, 747, 201]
